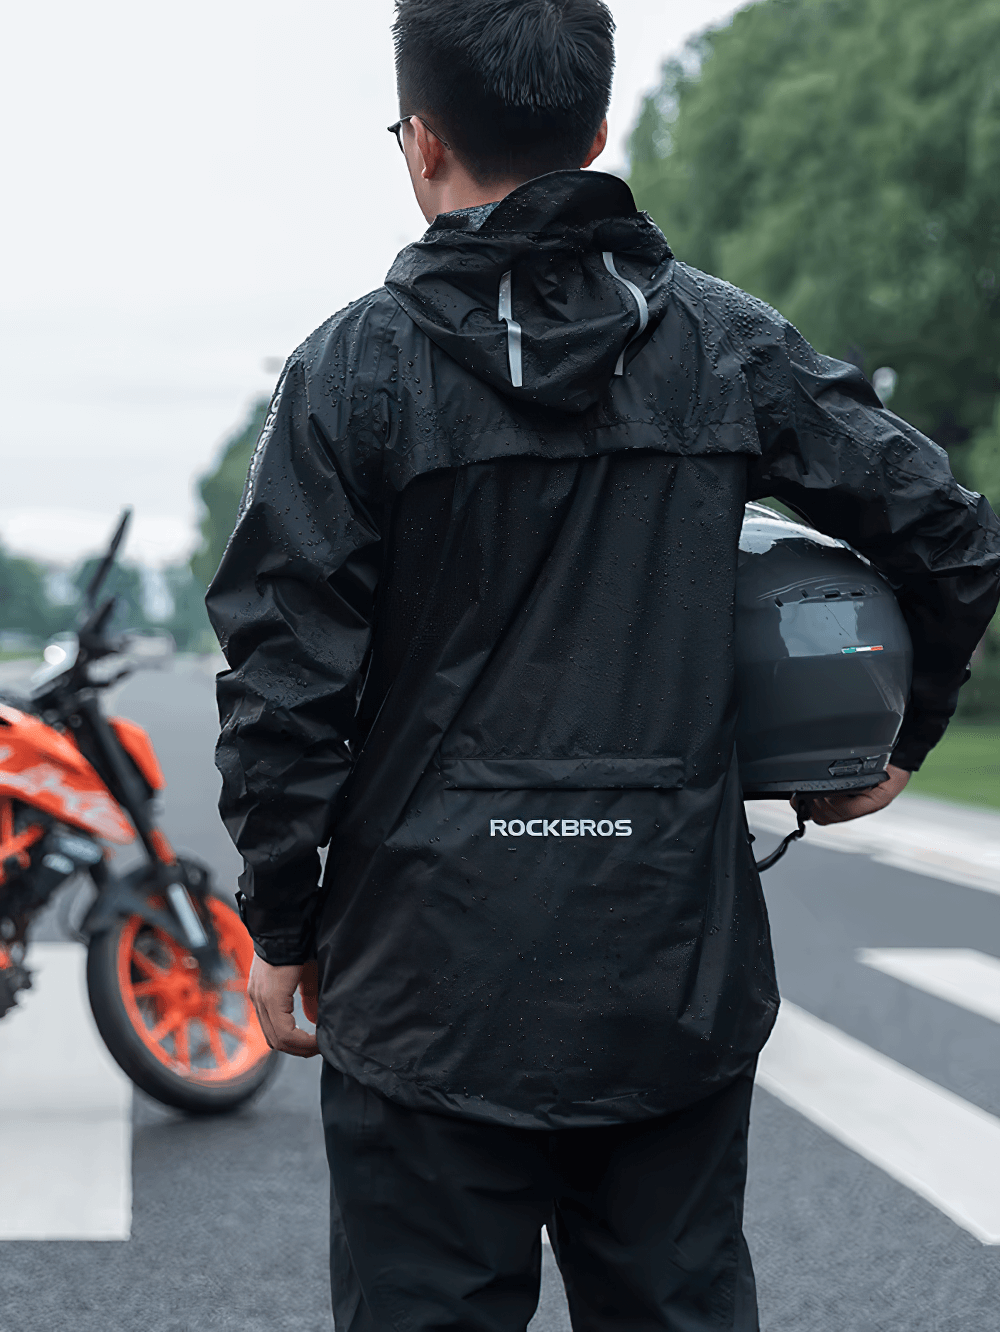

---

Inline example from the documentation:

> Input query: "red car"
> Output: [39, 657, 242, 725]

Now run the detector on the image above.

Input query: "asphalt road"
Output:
[2, 657, 999, 1331]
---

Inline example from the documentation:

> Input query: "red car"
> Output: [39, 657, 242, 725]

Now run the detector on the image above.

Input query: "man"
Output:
[207, 1, 1000, 1327]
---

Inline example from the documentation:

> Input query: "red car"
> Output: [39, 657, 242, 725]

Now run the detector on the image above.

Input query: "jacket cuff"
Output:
[251, 934, 317, 967]
[235, 854, 321, 965]
[891, 712, 950, 774]
[234, 893, 318, 965]
[889, 741, 923, 774]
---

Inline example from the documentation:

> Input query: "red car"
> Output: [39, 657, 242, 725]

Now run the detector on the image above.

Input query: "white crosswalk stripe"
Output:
[758, 1001, 1000, 1244]
[0, 943, 132, 1240]
[858, 948, 1000, 1024]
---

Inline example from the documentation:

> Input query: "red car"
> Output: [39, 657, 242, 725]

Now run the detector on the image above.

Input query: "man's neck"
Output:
[425, 175, 526, 221]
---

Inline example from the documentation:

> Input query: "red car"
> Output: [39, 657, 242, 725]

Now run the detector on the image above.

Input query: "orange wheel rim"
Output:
[117, 898, 270, 1082]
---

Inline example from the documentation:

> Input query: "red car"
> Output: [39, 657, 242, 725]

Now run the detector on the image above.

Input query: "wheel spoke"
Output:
[174, 1020, 191, 1070]
[216, 1014, 249, 1042]
[130, 950, 167, 980]
[205, 1022, 231, 1069]
[131, 980, 168, 998]
[149, 1011, 183, 1043]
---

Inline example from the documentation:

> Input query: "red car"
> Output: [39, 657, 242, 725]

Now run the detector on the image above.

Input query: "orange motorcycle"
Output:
[0, 513, 277, 1112]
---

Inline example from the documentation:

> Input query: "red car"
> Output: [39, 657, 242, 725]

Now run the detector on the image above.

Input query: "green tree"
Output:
[162, 564, 215, 653]
[965, 400, 1000, 717]
[629, 0, 1000, 452]
[191, 398, 269, 588]
[0, 546, 63, 641]
[970, 400, 1000, 510]
[72, 559, 150, 633]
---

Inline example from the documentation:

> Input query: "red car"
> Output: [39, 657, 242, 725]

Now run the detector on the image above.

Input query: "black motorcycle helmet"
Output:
[736, 503, 913, 798]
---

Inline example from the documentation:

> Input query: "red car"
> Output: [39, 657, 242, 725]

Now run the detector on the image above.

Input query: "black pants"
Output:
[320, 1063, 758, 1332]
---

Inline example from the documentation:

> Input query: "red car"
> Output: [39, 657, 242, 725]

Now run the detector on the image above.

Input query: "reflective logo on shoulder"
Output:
[490, 819, 632, 838]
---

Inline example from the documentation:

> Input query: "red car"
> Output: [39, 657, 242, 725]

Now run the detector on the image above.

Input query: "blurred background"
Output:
[2, 2, 999, 1329]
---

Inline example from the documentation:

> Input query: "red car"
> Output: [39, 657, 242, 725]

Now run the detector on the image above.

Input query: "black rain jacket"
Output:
[209, 171, 1000, 1128]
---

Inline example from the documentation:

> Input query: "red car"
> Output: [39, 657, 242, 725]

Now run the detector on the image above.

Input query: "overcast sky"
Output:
[1, 0, 745, 567]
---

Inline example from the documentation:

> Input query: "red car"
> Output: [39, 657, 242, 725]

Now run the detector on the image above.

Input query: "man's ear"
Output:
[581, 118, 608, 168]
[411, 116, 448, 181]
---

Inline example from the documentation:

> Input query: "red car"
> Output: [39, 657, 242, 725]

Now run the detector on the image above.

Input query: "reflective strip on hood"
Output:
[498, 270, 523, 388]
[603, 252, 649, 376]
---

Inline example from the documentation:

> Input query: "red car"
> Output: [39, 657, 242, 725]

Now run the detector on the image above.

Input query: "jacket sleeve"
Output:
[743, 305, 1000, 772]
[207, 359, 382, 964]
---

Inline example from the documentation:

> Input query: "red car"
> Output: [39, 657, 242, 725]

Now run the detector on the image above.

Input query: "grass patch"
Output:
[0, 650, 39, 663]
[907, 724, 1000, 811]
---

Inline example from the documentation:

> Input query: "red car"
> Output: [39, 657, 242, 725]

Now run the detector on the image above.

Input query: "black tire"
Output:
[86, 897, 279, 1115]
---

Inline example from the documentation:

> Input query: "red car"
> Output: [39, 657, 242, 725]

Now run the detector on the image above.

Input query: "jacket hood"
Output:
[385, 171, 674, 414]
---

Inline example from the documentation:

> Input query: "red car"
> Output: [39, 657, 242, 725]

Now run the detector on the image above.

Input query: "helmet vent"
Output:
[828, 755, 887, 778]
[795, 584, 873, 603]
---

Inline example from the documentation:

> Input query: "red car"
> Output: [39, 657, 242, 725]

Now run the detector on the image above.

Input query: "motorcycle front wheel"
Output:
[87, 895, 279, 1114]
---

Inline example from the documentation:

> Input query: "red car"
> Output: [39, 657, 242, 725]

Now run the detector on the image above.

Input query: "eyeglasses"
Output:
[387, 115, 451, 154]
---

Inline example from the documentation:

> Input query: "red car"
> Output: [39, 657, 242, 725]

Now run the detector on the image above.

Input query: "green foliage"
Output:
[162, 565, 215, 653]
[0, 546, 65, 641]
[73, 558, 150, 633]
[0, 540, 214, 655]
[0, 540, 163, 647]
[191, 398, 269, 588]
[629, 0, 1000, 450]
[906, 724, 1000, 807]
[956, 652, 1000, 721]
[959, 394, 1000, 719]
[969, 398, 1000, 510]
[967, 402, 1000, 707]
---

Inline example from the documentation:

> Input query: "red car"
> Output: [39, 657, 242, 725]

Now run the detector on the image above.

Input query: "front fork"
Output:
[83, 858, 225, 980]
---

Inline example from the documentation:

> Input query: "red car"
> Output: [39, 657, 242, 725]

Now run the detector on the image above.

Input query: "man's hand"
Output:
[247, 956, 320, 1058]
[795, 763, 911, 826]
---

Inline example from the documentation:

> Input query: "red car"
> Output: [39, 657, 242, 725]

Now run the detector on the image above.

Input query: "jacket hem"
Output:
[315, 1012, 775, 1130]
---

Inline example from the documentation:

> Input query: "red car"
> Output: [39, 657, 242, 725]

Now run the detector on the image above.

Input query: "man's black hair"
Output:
[393, 0, 616, 185]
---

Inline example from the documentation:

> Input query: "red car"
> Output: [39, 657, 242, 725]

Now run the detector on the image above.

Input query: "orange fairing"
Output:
[149, 828, 177, 865]
[0, 704, 133, 844]
[109, 717, 166, 791]
[0, 796, 45, 884]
